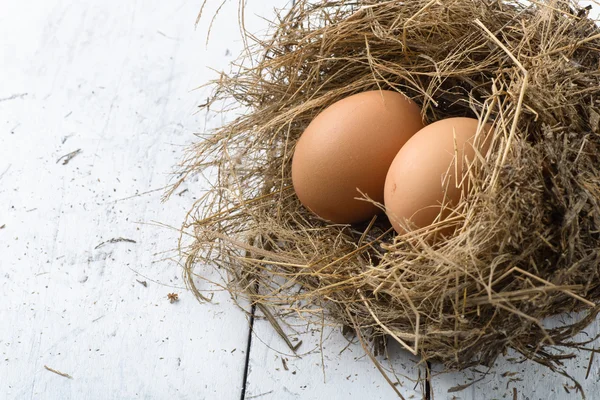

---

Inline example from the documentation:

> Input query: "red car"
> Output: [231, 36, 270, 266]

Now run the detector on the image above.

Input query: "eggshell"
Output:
[383, 117, 491, 236]
[291, 90, 424, 223]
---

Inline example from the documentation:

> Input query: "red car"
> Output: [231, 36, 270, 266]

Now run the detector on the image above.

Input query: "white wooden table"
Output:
[1, 1, 597, 399]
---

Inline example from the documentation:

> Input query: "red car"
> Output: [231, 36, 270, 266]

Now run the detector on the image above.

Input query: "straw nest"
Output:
[172, 0, 600, 381]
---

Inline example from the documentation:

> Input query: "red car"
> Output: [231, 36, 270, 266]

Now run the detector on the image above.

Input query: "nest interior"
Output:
[173, 0, 600, 378]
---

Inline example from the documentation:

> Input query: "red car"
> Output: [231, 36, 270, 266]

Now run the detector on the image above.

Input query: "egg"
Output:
[383, 117, 491, 237]
[291, 90, 424, 223]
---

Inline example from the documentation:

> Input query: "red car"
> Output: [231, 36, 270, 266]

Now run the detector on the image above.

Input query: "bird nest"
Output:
[171, 0, 600, 391]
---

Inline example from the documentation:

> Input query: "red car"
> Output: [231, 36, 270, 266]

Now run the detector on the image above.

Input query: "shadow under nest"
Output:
[171, 0, 600, 392]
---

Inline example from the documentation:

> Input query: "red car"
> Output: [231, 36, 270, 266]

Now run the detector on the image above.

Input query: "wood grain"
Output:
[0, 0, 270, 398]
[2, 0, 600, 399]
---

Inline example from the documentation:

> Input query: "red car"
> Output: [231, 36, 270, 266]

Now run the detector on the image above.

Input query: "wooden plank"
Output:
[0, 0, 283, 398]
[5, 0, 598, 398]
[245, 309, 426, 399]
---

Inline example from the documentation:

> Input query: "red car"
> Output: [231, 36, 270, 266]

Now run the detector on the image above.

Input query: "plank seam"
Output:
[240, 301, 257, 400]
[425, 361, 432, 400]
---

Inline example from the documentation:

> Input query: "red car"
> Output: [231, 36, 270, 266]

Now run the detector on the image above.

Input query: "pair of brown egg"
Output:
[291, 90, 491, 237]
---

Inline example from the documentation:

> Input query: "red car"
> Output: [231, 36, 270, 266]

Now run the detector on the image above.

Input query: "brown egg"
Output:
[383, 117, 491, 237]
[291, 90, 424, 223]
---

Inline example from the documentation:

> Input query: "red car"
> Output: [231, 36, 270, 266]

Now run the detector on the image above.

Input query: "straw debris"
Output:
[172, 0, 600, 383]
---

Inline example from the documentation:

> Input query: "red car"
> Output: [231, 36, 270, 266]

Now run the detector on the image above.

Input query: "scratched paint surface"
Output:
[0, 0, 278, 398]
[2, 1, 600, 399]
[245, 310, 425, 400]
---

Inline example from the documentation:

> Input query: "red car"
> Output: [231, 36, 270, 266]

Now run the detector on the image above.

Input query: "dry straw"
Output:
[171, 0, 600, 393]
